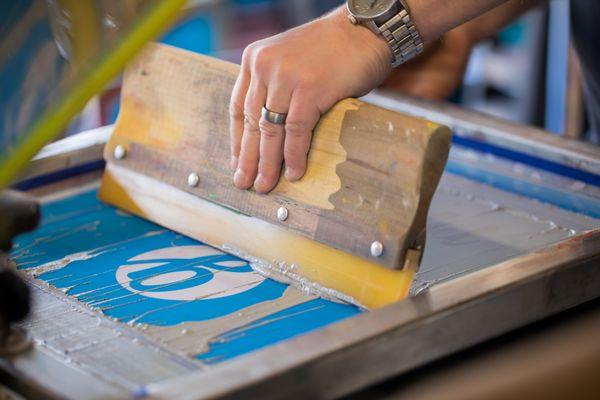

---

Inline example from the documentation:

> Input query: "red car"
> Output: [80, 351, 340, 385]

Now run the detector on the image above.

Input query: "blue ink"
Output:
[35, 231, 287, 325]
[11, 189, 361, 362]
[198, 299, 360, 364]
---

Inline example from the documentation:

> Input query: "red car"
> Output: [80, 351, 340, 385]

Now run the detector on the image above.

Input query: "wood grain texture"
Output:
[101, 42, 451, 269]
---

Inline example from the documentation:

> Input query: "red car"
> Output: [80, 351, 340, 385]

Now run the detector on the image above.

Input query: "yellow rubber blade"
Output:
[99, 163, 416, 309]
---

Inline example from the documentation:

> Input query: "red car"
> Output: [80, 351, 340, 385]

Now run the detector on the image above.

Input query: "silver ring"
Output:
[261, 106, 287, 125]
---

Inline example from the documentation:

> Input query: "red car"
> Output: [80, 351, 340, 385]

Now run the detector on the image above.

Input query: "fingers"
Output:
[229, 65, 250, 171]
[283, 89, 320, 182]
[254, 84, 292, 193]
[234, 79, 266, 189]
[233, 85, 318, 191]
[231, 45, 319, 192]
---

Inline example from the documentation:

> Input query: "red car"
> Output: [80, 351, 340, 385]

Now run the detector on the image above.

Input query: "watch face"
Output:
[348, 0, 398, 20]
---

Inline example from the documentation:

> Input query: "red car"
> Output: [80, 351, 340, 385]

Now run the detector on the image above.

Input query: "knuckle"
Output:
[242, 43, 257, 62]
[285, 120, 309, 138]
[243, 113, 261, 135]
[253, 55, 269, 72]
[253, 44, 272, 59]
[258, 119, 282, 139]
[229, 99, 244, 118]
[252, 46, 277, 71]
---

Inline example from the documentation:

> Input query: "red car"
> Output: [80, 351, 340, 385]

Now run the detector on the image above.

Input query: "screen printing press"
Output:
[1, 92, 600, 400]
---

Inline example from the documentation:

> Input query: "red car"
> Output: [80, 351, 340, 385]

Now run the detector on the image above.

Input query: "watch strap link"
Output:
[378, 7, 423, 67]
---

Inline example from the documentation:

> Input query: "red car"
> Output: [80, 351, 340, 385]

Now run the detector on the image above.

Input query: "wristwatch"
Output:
[347, 0, 423, 67]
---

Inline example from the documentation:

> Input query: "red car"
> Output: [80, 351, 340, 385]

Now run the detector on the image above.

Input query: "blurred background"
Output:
[61, 0, 591, 143]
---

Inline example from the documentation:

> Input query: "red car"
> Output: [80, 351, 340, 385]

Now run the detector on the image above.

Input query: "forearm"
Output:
[460, 0, 547, 44]
[327, 0, 545, 60]
[329, 1, 531, 44]
[405, 0, 509, 42]
[325, 1, 509, 57]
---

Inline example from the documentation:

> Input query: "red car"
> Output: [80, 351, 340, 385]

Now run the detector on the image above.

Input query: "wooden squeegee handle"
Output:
[102, 43, 451, 269]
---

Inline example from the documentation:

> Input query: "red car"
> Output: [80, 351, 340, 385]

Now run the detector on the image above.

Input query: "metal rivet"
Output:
[187, 172, 200, 187]
[114, 145, 126, 160]
[370, 241, 384, 258]
[277, 206, 289, 222]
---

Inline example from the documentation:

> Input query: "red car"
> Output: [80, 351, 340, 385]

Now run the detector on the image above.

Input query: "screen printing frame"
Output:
[2, 93, 600, 400]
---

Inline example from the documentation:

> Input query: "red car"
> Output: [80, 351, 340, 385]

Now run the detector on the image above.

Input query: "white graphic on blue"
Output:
[116, 245, 264, 301]
[25, 229, 286, 326]
[12, 190, 361, 363]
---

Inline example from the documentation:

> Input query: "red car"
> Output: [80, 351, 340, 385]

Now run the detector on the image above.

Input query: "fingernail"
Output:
[254, 174, 266, 191]
[234, 169, 245, 186]
[230, 156, 238, 171]
[285, 168, 301, 182]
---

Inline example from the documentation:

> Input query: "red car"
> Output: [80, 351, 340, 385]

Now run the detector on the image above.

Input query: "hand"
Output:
[229, 7, 391, 193]
[0, 263, 31, 338]
[0, 190, 38, 338]
[380, 25, 474, 100]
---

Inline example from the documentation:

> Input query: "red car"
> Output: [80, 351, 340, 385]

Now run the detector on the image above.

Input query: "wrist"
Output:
[327, 6, 393, 68]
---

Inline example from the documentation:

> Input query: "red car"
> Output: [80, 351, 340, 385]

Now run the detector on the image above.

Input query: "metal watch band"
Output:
[378, 7, 423, 68]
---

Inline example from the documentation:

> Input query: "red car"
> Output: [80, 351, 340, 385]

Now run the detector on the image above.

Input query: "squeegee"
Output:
[99, 43, 451, 309]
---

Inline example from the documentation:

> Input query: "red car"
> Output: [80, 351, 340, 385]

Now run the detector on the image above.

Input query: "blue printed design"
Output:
[11, 189, 361, 361]
[199, 299, 360, 364]
[35, 233, 286, 326]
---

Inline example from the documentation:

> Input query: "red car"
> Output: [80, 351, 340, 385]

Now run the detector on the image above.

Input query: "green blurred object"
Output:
[0, 0, 187, 189]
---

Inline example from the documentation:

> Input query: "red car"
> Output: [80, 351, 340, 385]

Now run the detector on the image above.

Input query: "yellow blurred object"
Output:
[0, 0, 187, 189]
